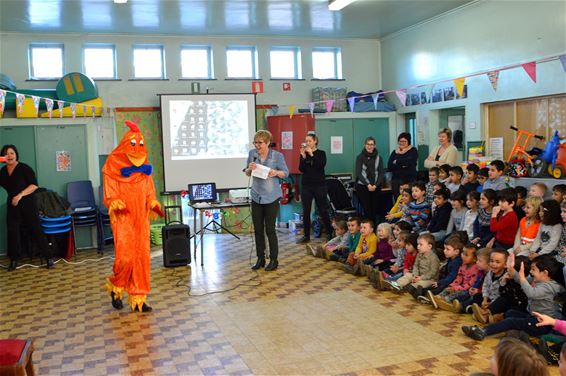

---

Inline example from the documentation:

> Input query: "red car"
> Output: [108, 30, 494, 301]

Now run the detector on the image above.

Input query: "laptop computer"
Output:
[188, 182, 218, 204]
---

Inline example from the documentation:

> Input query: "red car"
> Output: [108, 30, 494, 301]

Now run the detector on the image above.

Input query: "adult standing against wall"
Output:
[355, 137, 384, 223]
[0, 145, 54, 271]
[424, 128, 459, 168]
[297, 133, 333, 244]
[245, 130, 289, 271]
[388, 132, 418, 198]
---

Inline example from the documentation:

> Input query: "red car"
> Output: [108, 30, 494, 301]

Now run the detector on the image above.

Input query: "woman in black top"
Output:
[297, 134, 332, 243]
[388, 132, 419, 198]
[355, 137, 384, 223]
[0, 145, 53, 271]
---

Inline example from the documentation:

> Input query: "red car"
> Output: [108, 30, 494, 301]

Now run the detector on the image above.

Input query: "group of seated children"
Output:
[306, 159, 566, 365]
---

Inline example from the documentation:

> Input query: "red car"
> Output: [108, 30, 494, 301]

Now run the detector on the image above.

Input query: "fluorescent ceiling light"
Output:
[114, 0, 127, 3]
[328, 0, 357, 11]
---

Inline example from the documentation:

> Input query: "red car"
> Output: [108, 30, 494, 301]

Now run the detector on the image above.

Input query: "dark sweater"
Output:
[428, 202, 452, 233]
[299, 149, 327, 186]
[387, 147, 418, 182]
[355, 152, 384, 186]
[437, 256, 463, 289]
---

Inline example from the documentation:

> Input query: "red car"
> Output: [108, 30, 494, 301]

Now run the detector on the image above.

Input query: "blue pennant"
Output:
[121, 164, 152, 177]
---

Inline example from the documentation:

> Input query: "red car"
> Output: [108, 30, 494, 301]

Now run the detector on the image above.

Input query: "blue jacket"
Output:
[437, 256, 463, 289]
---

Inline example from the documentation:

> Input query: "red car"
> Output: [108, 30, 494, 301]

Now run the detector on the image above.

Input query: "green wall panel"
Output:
[316, 119, 355, 174]
[352, 118, 390, 167]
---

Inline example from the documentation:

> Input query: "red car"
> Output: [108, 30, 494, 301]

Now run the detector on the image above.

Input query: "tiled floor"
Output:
[0, 232, 559, 375]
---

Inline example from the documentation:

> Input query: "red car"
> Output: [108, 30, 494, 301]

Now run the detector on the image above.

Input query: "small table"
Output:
[188, 201, 251, 266]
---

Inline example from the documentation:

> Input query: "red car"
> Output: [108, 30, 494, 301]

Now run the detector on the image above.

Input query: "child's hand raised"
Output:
[506, 252, 515, 273]
[533, 312, 556, 327]
[518, 261, 526, 282]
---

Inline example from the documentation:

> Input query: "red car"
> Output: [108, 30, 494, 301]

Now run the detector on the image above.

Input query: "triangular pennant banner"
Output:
[395, 90, 407, 107]
[347, 97, 356, 112]
[487, 71, 500, 91]
[70, 103, 77, 119]
[57, 100, 64, 118]
[522, 62, 537, 82]
[16, 93, 25, 113]
[454, 78, 466, 98]
[325, 100, 334, 113]
[560, 54, 566, 72]
[91, 105, 96, 119]
[288, 104, 295, 119]
[0, 89, 5, 116]
[32, 96, 40, 112]
[372, 94, 378, 110]
[45, 98, 54, 118]
[308, 102, 315, 116]
[82, 104, 87, 117]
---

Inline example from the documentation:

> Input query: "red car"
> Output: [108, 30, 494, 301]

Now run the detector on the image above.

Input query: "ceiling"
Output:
[0, 0, 474, 39]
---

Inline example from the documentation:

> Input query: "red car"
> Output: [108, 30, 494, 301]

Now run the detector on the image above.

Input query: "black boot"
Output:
[111, 292, 123, 310]
[265, 260, 278, 271]
[251, 257, 265, 270]
[140, 303, 152, 312]
[7, 259, 17, 271]
[46, 259, 55, 269]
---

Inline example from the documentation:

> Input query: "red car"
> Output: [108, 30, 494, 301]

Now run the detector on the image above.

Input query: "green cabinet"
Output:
[315, 117, 390, 176]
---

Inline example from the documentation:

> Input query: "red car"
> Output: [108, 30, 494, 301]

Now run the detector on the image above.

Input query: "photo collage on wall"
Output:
[407, 84, 467, 106]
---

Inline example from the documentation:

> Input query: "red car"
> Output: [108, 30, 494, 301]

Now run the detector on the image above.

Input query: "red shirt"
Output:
[403, 252, 417, 272]
[490, 210, 519, 246]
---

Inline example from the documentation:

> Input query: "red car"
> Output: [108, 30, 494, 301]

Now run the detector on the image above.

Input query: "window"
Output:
[270, 47, 302, 79]
[133, 45, 165, 79]
[226, 46, 258, 79]
[29, 43, 64, 79]
[180, 45, 213, 79]
[312, 47, 342, 80]
[83, 44, 117, 79]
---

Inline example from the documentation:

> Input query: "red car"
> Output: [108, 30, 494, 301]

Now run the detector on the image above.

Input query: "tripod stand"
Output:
[201, 217, 240, 240]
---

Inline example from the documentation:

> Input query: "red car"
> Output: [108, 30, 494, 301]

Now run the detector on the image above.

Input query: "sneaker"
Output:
[296, 236, 310, 244]
[452, 299, 462, 313]
[427, 290, 438, 309]
[384, 280, 401, 293]
[417, 295, 431, 305]
[363, 264, 373, 277]
[461, 325, 486, 341]
[306, 244, 316, 257]
[471, 303, 488, 324]
[315, 245, 324, 258]
[465, 305, 473, 314]
[375, 270, 385, 290]
[329, 253, 339, 262]
[343, 264, 355, 274]
[352, 262, 360, 276]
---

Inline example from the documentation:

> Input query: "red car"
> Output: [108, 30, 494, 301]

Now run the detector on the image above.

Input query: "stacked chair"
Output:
[66, 180, 102, 253]
[40, 215, 72, 259]
[97, 185, 113, 251]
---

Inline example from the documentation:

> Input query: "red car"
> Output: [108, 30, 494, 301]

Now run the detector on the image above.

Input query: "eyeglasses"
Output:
[398, 140, 408, 144]
[253, 141, 265, 145]
[366, 143, 375, 146]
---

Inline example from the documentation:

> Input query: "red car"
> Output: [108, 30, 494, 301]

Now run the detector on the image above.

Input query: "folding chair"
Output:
[97, 186, 113, 252]
[66, 181, 102, 252]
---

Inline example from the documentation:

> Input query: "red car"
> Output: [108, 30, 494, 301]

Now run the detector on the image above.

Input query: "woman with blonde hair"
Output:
[424, 128, 458, 168]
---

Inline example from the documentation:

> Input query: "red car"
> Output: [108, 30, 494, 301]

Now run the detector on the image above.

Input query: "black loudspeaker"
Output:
[162, 224, 191, 267]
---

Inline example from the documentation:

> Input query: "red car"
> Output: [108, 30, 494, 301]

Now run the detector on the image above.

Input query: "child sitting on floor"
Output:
[552, 183, 566, 204]
[429, 243, 480, 313]
[455, 248, 490, 313]
[426, 188, 452, 241]
[462, 191, 480, 240]
[512, 196, 542, 258]
[471, 189, 496, 247]
[425, 167, 440, 205]
[376, 232, 418, 290]
[446, 166, 463, 194]
[359, 222, 394, 276]
[385, 185, 412, 223]
[388, 221, 412, 265]
[446, 189, 467, 234]
[308, 217, 349, 259]
[462, 163, 480, 193]
[529, 199, 563, 258]
[529, 182, 548, 199]
[438, 164, 451, 184]
[329, 216, 361, 262]
[490, 188, 519, 249]
[476, 167, 488, 193]
[344, 219, 377, 273]
[401, 181, 431, 233]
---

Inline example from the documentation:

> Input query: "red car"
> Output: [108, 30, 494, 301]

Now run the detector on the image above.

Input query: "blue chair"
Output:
[98, 185, 113, 252]
[67, 180, 102, 252]
[40, 215, 72, 259]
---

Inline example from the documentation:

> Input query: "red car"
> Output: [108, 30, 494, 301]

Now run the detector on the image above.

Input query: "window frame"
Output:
[132, 44, 166, 79]
[312, 47, 343, 80]
[225, 46, 259, 79]
[28, 43, 64, 80]
[180, 45, 214, 79]
[269, 46, 302, 80]
[82, 43, 117, 79]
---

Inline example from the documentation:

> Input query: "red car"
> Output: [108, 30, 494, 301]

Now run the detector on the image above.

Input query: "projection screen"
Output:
[160, 93, 256, 191]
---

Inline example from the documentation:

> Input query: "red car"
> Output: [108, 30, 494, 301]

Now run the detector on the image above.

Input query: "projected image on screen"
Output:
[170, 100, 249, 160]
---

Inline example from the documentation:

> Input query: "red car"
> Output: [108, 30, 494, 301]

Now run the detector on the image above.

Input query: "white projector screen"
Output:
[160, 93, 256, 192]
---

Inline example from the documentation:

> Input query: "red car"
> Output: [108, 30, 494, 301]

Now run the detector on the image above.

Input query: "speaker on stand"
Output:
[162, 223, 191, 267]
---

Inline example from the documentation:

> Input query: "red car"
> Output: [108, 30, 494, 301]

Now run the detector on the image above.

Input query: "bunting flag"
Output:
[308, 102, 315, 116]
[70, 103, 77, 118]
[31, 96, 40, 113]
[325, 100, 334, 113]
[82, 104, 87, 117]
[522, 62, 537, 82]
[57, 100, 64, 118]
[454, 78, 466, 98]
[560, 54, 566, 72]
[45, 98, 54, 118]
[288, 104, 295, 119]
[0, 89, 5, 116]
[16, 93, 25, 113]
[487, 71, 500, 91]
[347, 97, 356, 112]
[91, 105, 96, 119]
[395, 90, 407, 107]
[371, 93, 379, 110]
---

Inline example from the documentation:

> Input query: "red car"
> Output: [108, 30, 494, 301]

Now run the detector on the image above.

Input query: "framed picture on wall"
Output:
[410, 94, 420, 106]
[420, 92, 428, 104]
[456, 85, 468, 99]
[432, 89, 443, 103]
[443, 87, 455, 101]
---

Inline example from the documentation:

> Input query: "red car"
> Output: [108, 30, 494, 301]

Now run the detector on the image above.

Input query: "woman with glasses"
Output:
[244, 130, 289, 271]
[297, 133, 333, 244]
[355, 137, 384, 224]
[388, 132, 418, 197]
[424, 127, 459, 168]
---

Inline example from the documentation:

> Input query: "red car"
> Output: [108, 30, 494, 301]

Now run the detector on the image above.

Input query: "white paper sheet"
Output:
[331, 136, 343, 154]
[252, 163, 270, 180]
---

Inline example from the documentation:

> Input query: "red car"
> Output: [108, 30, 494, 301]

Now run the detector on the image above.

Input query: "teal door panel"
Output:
[315, 119, 355, 174]
[353, 118, 390, 167]
[0, 127, 37, 253]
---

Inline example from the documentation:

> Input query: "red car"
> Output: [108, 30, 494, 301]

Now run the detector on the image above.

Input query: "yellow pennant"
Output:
[454, 78, 465, 98]
[288, 105, 296, 119]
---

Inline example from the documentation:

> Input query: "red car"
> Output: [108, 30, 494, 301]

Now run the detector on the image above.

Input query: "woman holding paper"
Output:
[297, 133, 333, 244]
[245, 130, 289, 271]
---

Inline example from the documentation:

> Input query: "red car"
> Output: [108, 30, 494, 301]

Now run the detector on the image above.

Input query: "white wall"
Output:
[380, 0, 566, 146]
[0, 33, 381, 110]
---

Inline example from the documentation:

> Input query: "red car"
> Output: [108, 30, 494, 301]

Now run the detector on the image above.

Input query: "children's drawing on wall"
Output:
[432, 89, 443, 103]
[331, 136, 343, 154]
[410, 94, 420, 106]
[56, 150, 71, 172]
[420, 91, 429, 104]
[443, 87, 455, 101]
[281, 131, 293, 150]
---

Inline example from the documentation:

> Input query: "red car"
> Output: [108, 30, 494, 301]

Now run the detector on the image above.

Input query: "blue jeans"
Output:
[484, 309, 553, 337]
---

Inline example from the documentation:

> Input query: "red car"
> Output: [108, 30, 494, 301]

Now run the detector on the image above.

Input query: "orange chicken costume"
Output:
[103, 120, 163, 312]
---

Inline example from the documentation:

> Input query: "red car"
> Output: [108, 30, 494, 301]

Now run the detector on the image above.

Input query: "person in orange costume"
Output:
[103, 120, 163, 312]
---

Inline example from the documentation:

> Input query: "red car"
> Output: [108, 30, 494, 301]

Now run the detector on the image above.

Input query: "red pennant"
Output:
[521, 62, 537, 83]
